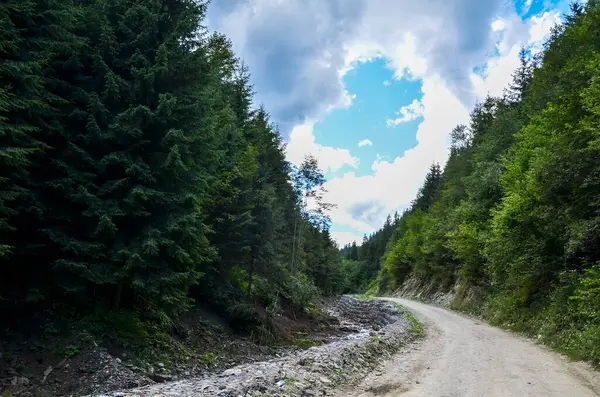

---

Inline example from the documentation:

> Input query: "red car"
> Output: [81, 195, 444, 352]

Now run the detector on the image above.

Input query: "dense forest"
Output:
[345, 1, 600, 366]
[0, 0, 347, 345]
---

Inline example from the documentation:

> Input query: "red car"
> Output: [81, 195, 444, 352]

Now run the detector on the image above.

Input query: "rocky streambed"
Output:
[90, 296, 418, 397]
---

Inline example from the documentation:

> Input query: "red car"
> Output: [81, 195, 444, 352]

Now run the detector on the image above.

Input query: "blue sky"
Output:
[315, 58, 421, 180]
[208, 0, 573, 246]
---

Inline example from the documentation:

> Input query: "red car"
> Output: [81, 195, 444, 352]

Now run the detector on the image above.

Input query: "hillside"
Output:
[344, 1, 600, 367]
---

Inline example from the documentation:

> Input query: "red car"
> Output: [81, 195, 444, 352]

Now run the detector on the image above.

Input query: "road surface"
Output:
[337, 297, 600, 397]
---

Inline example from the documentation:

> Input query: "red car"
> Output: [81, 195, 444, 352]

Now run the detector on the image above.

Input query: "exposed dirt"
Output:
[392, 275, 456, 306]
[337, 298, 600, 397]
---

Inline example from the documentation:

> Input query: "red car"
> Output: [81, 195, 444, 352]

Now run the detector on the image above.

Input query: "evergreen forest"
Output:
[0, 0, 346, 345]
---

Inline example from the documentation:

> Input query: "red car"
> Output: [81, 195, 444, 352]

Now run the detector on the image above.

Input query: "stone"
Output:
[150, 373, 173, 383]
[83, 295, 413, 397]
[42, 366, 53, 383]
[222, 368, 243, 377]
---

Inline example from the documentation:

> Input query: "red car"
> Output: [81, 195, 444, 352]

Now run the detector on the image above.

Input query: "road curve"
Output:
[337, 297, 600, 397]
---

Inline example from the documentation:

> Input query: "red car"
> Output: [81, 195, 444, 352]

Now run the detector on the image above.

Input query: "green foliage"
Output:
[63, 345, 79, 358]
[370, 335, 385, 343]
[79, 309, 174, 358]
[401, 310, 425, 337]
[276, 272, 319, 310]
[227, 303, 263, 333]
[200, 352, 216, 365]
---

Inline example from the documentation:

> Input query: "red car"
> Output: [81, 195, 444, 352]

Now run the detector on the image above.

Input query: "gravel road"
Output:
[337, 297, 600, 397]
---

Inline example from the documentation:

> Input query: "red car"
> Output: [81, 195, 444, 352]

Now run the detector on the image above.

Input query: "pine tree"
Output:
[0, 0, 77, 308]
[413, 163, 442, 212]
[22, 0, 216, 318]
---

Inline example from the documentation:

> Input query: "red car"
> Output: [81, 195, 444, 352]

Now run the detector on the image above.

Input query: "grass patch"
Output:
[291, 338, 319, 349]
[395, 305, 425, 337]
[354, 294, 374, 301]
[370, 335, 385, 343]
[199, 352, 216, 365]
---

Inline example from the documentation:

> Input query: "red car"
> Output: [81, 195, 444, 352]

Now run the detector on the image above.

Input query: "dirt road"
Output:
[337, 298, 600, 397]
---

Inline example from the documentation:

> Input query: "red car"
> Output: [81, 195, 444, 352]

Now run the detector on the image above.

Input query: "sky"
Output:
[207, 0, 573, 247]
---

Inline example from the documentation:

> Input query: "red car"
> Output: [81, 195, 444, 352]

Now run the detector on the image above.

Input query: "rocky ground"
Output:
[86, 296, 417, 397]
[0, 302, 333, 397]
[1, 297, 419, 397]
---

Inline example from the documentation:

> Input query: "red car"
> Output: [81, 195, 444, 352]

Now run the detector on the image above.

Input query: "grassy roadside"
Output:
[393, 304, 425, 337]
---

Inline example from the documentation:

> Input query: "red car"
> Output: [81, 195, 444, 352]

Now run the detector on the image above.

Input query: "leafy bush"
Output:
[568, 264, 600, 365]
[281, 272, 319, 309]
[200, 352, 216, 364]
[227, 303, 262, 333]
[63, 345, 79, 358]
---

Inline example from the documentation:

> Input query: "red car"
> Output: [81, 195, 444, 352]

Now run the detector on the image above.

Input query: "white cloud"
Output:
[529, 11, 561, 45]
[325, 77, 470, 231]
[491, 19, 506, 32]
[471, 10, 560, 100]
[358, 139, 373, 147]
[286, 122, 359, 172]
[523, 0, 534, 14]
[330, 231, 364, 247]
[386, 99, 425, 126]
[207, 0, 365, 133]
[209, 0, 508, 134]
[383, 80, 391, 86]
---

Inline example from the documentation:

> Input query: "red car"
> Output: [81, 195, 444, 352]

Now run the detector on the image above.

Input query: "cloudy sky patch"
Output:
[208, 0, 569, 246]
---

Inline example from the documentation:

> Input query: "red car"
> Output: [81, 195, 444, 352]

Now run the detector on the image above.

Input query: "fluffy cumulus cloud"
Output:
[358, 139, 373, 147]
[207, 0, 364, 133]
[325, 77, 469, 231]
[330, 231, 364, 247]
[209, 0, 563, 241]
[285, 123, 358, 173]
[471, 10, 561, 100]
[208, 0, 508, 133]
[492, 19, 506, 32]
[386, 99, 425, 126]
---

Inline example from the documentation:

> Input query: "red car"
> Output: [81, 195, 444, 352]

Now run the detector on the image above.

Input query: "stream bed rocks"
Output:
[89, 296, 416, 397]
